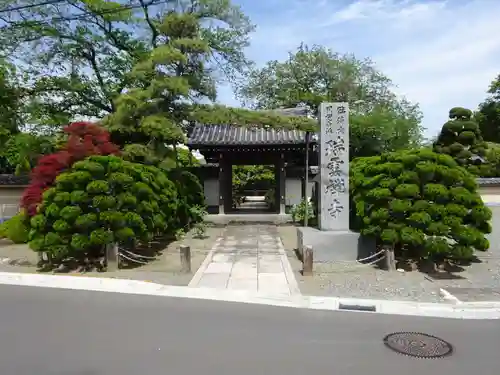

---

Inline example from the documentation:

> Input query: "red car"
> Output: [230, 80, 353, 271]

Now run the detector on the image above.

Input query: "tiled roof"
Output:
[267, 107, 311, 117]
[0, 174, 30, 186]
[476, 178, 500, 186]
[187, 124, 309, 146]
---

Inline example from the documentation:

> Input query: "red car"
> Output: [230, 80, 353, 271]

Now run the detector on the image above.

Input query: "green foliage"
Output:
[0, 60, 58, 174]
[483, 142, 500, 177]
[0, 59, 22, 135]
[167, 169, 205, 227]
[101, 7, 255, 159]
[28, 155, 179, 261]
[1, 212, 29, 244]
[189, 205, 208, 223]
[235, 43, 423, 149]
[1, 132, 55, 175]
[232, 165, 275, 207]
[476, 74, 500, 144]
[290, 199, 315, 225]
[351, 149, 492, 261]
[189, 104, 317, 132]
[192, 221, 207, 239]
[350, 108, 423, 159]
[0, 0, 254, 130]
[433, 107, 489, 175]
[190, 205, 208, 238]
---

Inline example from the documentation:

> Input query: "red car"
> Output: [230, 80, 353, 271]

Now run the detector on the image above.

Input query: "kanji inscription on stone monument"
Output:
[319, 102, 349, 231]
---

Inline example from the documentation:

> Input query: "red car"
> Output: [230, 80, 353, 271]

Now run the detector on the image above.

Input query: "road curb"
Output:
[439, 288, 463, 304]
[0, 271, 499, 319]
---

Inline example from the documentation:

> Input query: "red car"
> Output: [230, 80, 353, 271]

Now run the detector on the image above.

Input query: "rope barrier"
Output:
[117, 252, 148, 265]
[324, 254, 387, 273]
[356, 248, 385, 263]
[119, 248, 157, 260]
[316, 248, 385, 265]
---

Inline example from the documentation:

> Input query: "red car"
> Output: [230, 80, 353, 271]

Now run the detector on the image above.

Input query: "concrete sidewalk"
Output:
[189, 225, 300, 296]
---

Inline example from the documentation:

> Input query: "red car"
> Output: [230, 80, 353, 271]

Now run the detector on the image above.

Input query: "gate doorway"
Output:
[187, 123, 316, 216]
[230, 165, 276, 214]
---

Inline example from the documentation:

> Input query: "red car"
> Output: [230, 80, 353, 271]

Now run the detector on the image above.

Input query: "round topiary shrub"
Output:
[350, 148, 492, 261]
[28, 155, 178, 262]
[433, 107, 489, 175]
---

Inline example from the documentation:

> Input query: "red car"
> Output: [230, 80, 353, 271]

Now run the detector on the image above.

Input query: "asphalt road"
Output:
[0, 285, 498, 375]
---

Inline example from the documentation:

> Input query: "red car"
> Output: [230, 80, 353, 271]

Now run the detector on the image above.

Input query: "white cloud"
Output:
[224, 0, 500, 137]
[326, 0, 446, 24]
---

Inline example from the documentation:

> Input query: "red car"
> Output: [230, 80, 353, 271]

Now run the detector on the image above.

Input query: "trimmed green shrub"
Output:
[1, 212, 29, 244]
[28, 155, 179, 261]
[351, 148, 491, 261]
[167, 169, 205, 227]
[433, 107, 490, 176]
[0, 220, 7, 238]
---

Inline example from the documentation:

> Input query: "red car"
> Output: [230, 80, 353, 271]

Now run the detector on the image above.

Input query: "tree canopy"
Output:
[0, 1, 430, 170]
[0, 0, 255, 129]
[477, 74, 500, 144]
[0, 59, 22, 135]
[237, 44, 424, 156]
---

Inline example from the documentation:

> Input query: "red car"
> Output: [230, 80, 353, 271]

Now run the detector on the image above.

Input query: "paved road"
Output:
[0, 285, 498, 375]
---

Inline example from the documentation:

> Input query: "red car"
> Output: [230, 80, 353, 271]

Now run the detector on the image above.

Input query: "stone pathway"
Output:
[189, 225, 300, 296]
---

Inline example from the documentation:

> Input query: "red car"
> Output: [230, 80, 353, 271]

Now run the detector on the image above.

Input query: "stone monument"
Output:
[318, 102, 350, 231]
[296, 102, 374, 263]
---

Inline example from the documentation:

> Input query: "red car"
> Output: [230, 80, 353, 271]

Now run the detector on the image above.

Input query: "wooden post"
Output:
[384, 246, 396, 271]
[180, 245, 191, 273]
[304, 132, 310, 226]
[106, 243, 119, 271]
[37, 252, 43, 266]
[218, 154, 225, 214]
[38, 252, 52, 268]
[278, 153, 286, 214]
[303, 245, 313, 276]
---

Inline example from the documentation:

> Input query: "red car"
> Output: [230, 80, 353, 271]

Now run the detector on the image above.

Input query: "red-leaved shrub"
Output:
[21, 122, 120, 216]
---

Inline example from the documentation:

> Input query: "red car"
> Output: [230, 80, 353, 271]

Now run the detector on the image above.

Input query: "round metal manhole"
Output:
[383, 332, 453, 359]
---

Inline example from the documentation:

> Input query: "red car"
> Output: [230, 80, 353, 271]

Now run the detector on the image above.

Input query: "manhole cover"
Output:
[383, 332, 453, 358]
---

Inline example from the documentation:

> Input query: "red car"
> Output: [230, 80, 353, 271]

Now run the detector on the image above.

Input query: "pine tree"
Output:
[103, 12, 212, 161]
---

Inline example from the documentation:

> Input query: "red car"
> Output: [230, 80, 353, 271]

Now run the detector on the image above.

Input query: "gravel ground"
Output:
[0, 226, 225, 286]
[277, 225, 500, 303]
[2, 223, 499, 302]
[423, 249, 500, 302]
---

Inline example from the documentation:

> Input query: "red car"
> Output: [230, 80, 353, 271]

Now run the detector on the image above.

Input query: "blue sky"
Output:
[215, 0, 500, 139]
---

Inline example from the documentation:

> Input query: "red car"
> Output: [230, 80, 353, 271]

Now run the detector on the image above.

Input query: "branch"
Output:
[139, 0, 159, 48]
[81, 43, 115, 112]
[66, 0, 137, 56]
[75, 90, 113, 113]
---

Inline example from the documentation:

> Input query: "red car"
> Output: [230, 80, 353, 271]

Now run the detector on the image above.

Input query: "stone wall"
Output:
[203, 178, 219, 213]
[480, 185, 500, 251]
[0, 186, 25, 220]
[285, 178, 314, 207]
[0, 175, 28, 220]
